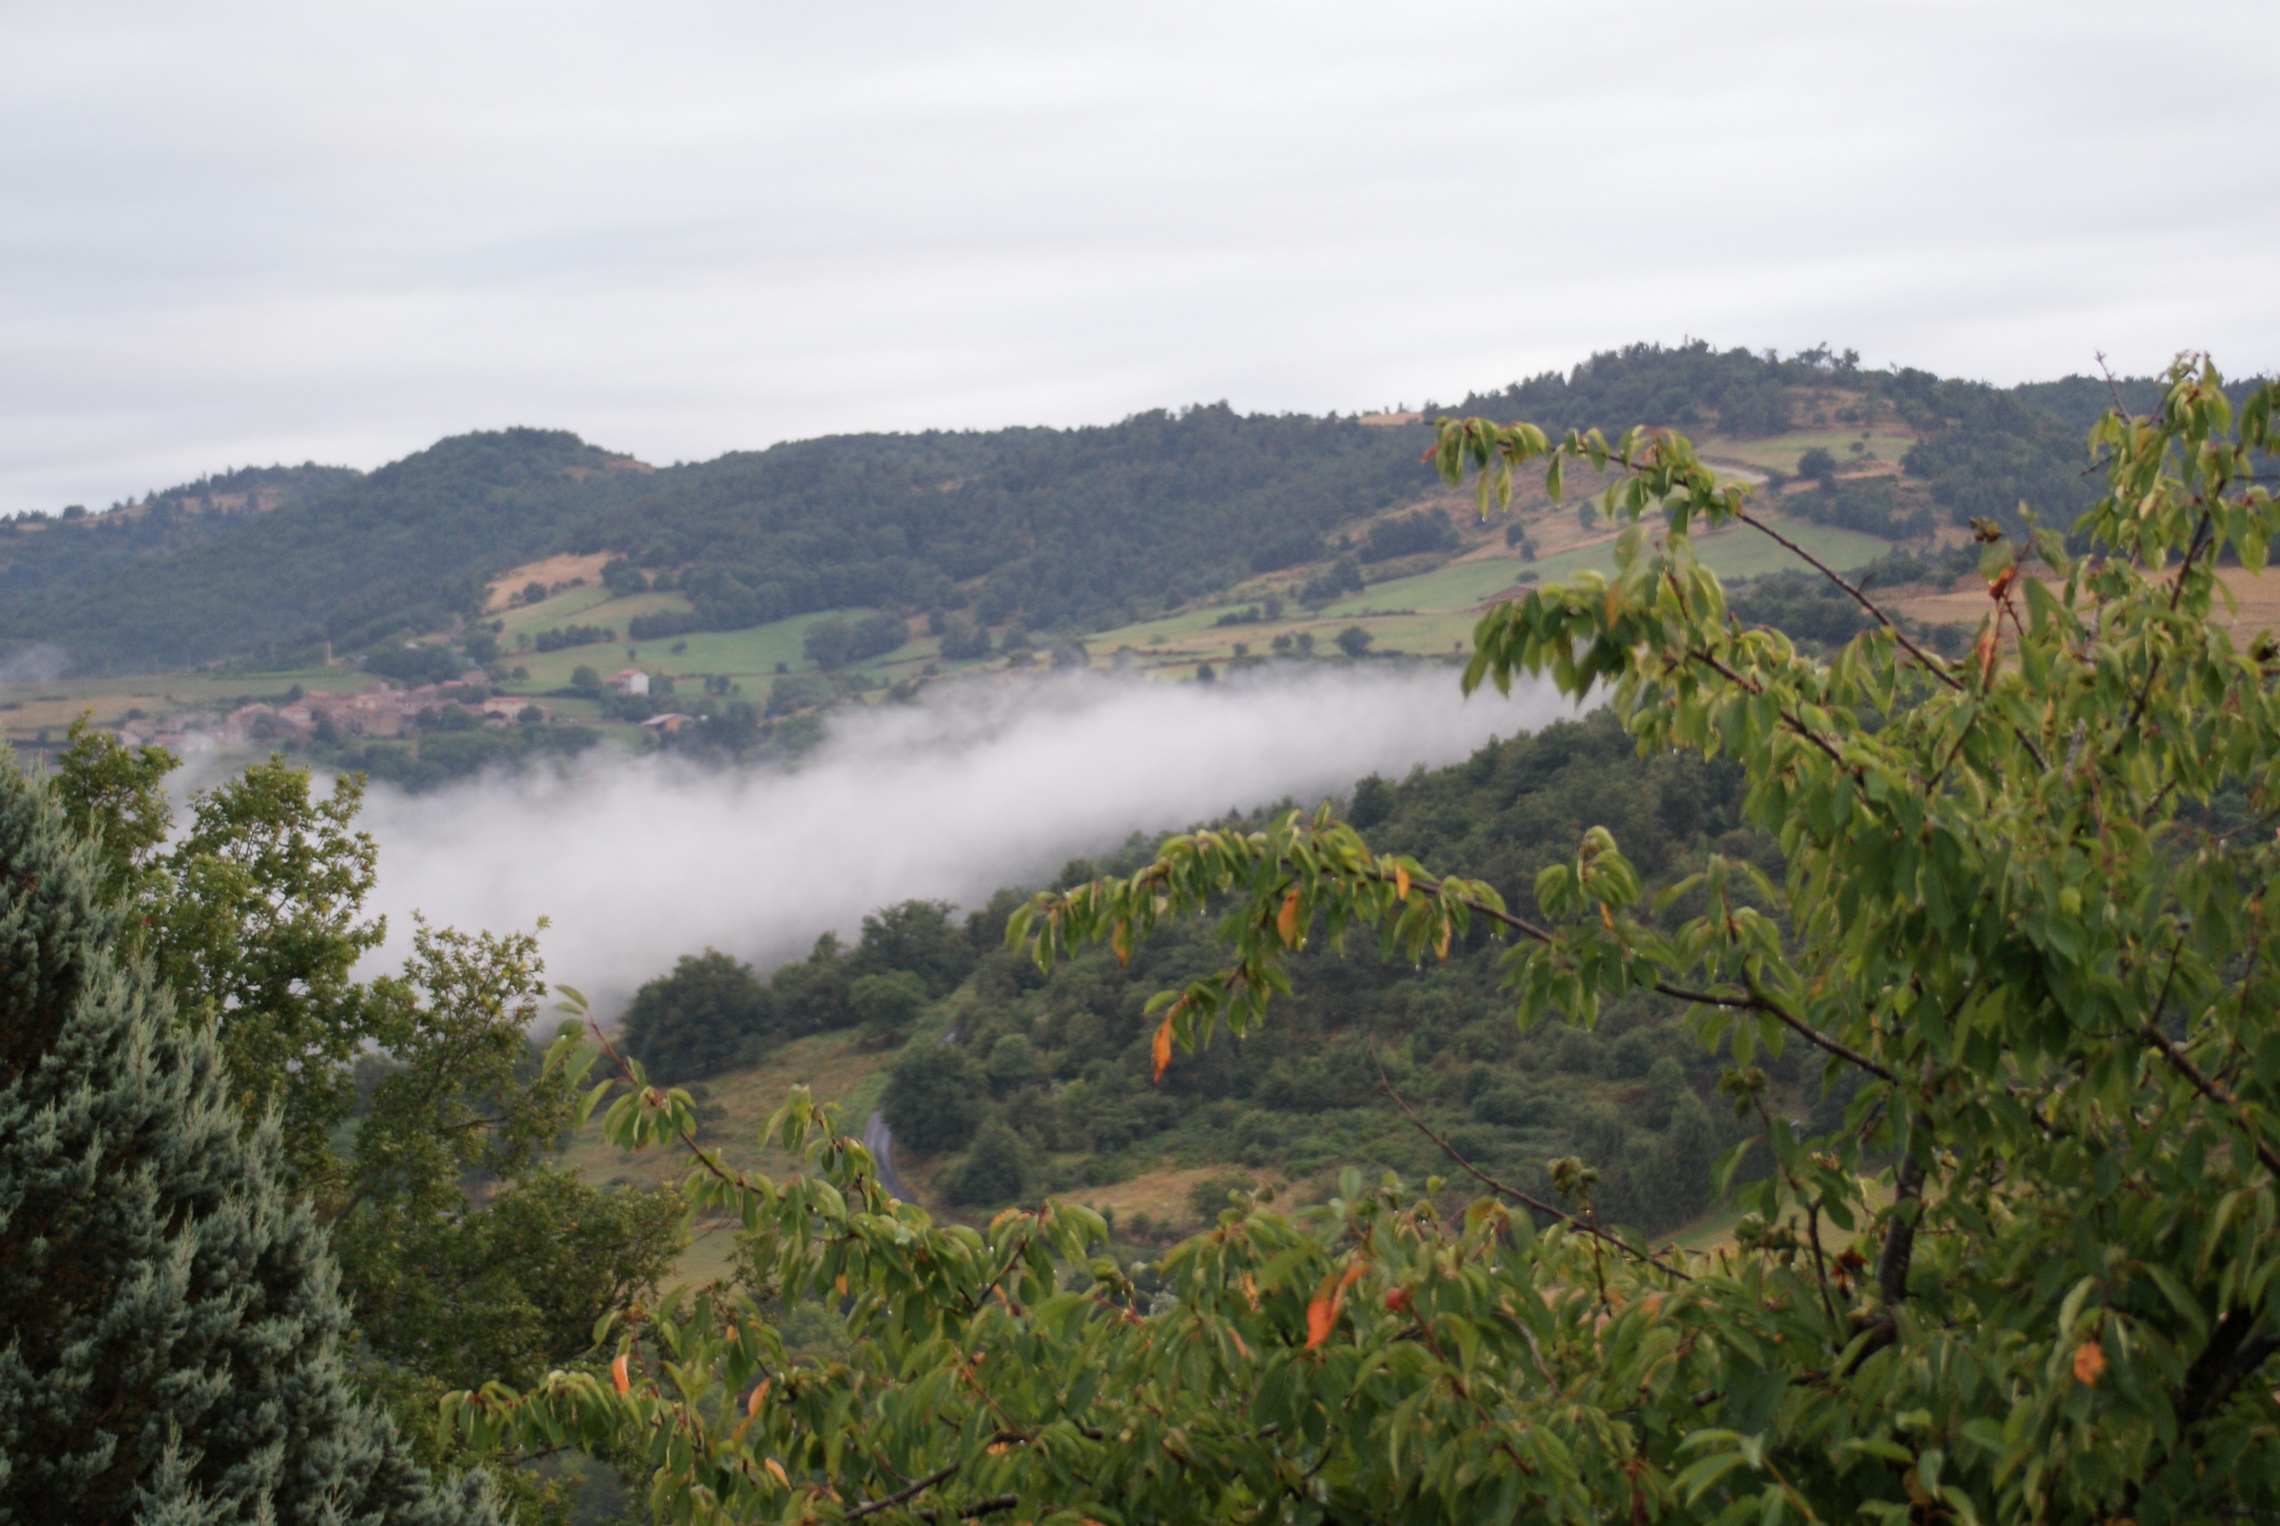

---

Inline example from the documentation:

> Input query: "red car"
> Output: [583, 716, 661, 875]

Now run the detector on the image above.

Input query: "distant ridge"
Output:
[0, 344, 2191, 676]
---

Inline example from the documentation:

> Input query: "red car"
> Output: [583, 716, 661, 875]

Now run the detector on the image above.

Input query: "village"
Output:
[103, 664, 702, 754]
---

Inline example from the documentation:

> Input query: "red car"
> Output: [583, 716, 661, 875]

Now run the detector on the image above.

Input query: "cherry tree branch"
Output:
[1372, 1049, 1692, 1281]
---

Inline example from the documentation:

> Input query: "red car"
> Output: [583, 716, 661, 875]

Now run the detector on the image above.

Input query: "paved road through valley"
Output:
[863, 1109, 913, 1203]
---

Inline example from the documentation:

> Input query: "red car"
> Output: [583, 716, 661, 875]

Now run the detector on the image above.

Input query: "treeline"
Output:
[622, 710, 1778, 1238]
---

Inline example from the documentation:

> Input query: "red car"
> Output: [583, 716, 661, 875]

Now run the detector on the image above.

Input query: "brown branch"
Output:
[1368, 866, 1896, 1083]
[916, 1495, 1019, 1523]
[846, 1462, 960, 1521]
[2141, 1020, 2280, 1181]
[2115, 506, 2215, 751]
[1875, 1130, 1928, 1307]
[1735, 508, 1960, 693]
[1371, 1049, 1692, 1281]
[1685, 647, 1858, 776]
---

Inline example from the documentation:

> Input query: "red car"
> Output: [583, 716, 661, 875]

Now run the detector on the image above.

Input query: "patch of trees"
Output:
[1450, 339, 1853, 437]
[1788, 475, 1939, 539]
[625, 608, 701, 640]
[300, 721, 601, 792]
[620, 950, 772, 1083]
[801, 611, 907, 668]
[848, 712, 1752, 1230]
[1358, 511, 1457, 562]
[1299, 554, 1365, 606]
[620, 899, 980, 1085]
[25, 721, 684, 1521]
[362, 642, 467, 685]
[935, 612, 991, 660]
[531, 622, 616, 651]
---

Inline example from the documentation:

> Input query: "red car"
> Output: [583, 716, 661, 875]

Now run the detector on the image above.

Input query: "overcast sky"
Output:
[3, 0, 2273, 516]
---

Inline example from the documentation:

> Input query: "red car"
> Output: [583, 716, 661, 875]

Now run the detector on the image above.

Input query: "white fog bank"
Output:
[356, 665, 1577, 1011]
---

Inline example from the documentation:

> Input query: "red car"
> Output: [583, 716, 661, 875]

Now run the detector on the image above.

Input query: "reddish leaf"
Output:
[1305, 1258, 1369, 1349]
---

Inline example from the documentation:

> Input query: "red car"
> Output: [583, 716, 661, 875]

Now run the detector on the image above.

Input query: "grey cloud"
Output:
[2, 0, 2276, 513]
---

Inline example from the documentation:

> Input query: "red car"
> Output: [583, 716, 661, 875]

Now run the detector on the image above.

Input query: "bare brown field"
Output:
[483, 551, 617, 612]
[1888, 566, 2280, 641]
[1052, 1163, 1303, 1234]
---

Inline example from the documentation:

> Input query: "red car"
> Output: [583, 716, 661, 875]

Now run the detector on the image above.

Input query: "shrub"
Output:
[880, 1043, 986, 1155]
[941, 1116, 1028, 1206]
[619, 950, 774, 1083]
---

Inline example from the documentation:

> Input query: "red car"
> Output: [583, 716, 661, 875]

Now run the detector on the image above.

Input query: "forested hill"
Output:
[0, 342, 2195, 676]
[567, 407, 1426, 635]
[3, 409, 1431, 675]
[0, 430, 647, 673]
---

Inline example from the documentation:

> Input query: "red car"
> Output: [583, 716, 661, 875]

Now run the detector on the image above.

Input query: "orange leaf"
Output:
[746, 1378, 769, 1417]
[1111, 918, 1131, 966]
[1151, 1013, 1176, 1082]
[1987, 565, 2018, 602]
[1277, 889, 1301, 946]
[1974, 623, 1998, 687]
[2073, 1340, 2106, 1385]
[763, 1457, 789, 1486]
[1433, 916, 1451, 960]
[611, 1353, 631, 1396]
[1305, 1258, 1369, 1349]
[1394, 864, 1411, 901]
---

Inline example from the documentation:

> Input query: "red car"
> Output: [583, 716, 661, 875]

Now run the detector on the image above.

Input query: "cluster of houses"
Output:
[111, 678, 553, 751]
[105, 666, 711, 753]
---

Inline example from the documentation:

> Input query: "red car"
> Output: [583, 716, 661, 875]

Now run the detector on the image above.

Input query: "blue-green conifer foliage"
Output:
[0, 760, 496, 1525]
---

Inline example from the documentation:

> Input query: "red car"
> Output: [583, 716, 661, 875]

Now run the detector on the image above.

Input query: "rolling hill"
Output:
[0, 341, 2171, 684]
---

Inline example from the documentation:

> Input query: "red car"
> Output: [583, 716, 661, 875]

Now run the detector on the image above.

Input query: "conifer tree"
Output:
[0, 759, 497, 1525]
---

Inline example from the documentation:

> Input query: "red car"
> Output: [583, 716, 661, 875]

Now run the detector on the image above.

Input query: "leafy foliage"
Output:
[463, 355, 2280, 1523]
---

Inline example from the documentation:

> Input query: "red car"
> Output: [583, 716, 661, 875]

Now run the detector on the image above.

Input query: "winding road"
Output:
[862, 1109, 914, 1203]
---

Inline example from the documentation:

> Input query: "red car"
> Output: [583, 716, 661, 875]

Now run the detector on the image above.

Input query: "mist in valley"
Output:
[353, 664, 1577, 1015]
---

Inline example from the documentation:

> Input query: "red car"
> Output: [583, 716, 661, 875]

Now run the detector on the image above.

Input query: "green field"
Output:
[1321, 518, 1891, 620]
[1701, 430, 1916, 473]
[494, 605, 903, 695]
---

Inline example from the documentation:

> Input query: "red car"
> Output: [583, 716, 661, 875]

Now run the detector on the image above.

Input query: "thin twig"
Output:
[1371, 1049, 1692, 1281]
